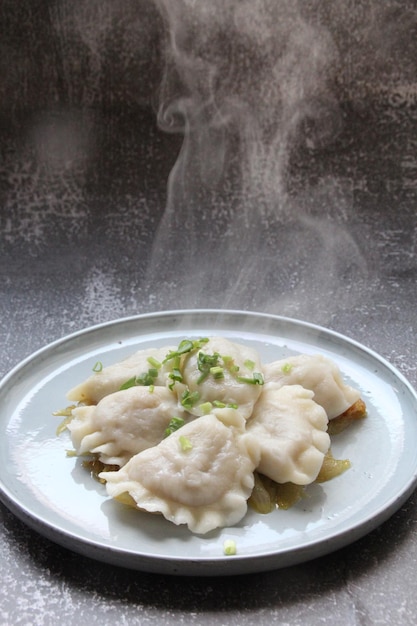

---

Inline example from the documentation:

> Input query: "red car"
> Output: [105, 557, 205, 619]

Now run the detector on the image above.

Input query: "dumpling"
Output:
[246, 384, 330, 485]
[176, 337, 264, 419]
[100, 410, 261, 534]
[67, 385, 188, 467]
[66, 346, 175, 404]
[263, 354, 361, 419]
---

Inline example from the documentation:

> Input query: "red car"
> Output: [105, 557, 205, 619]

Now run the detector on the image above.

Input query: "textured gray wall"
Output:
[1, 0, 416, 112]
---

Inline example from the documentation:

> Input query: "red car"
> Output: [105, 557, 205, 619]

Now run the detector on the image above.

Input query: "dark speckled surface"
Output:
[1, 1, 417, 624]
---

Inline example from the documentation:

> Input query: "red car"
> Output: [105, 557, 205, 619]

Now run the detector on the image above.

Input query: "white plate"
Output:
[1, 309, 417, 576]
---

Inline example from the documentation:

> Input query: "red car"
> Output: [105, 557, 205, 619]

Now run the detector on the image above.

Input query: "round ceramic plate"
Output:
[1, 310, 417, 576]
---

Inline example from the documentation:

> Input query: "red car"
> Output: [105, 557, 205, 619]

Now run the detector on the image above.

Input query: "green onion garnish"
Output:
[119, 376, 138, 390]
[236, 372, 264, 385]
[222, 356, 239, 373]
[223, 539, 237, 556]
[253, 372, 264, 385]
[199, 402, 213, 415]
[168, 368, 183, 389]
[210, 366, 224, 379]
[179, 435, 193, 452]
[92, 361, 103, 372]
[163, 338, 209, 363]
[196, 351, 222, 383]
[281, 362, 293, 374]
[164, 417, 185, 437]
[244, 359, 255, 370]
[196, 372, 209, 384]
[147, 356, 162, 369]
[181, 389, 200, 410]
[119, 367, 159, 390]
[212, 401, 238, 409]
[198, 352, 220, 369]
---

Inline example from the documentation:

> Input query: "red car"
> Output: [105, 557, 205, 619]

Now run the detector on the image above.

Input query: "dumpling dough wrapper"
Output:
[100, 410, 261, 534]
[263, 354, 360, 419]
[247, 383, 330, 485]
[67, 385, 188, 467]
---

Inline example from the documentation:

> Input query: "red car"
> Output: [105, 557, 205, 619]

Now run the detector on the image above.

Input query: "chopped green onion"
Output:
[163, 338, 209, 363]
[147, 356, 162, 369]
[138, 371, 157, 386]
[236, 372, 264, 385]
[253, 372, 264, 385]
[223, 539, 237, 556]
[199, 402, 213, 415]
[179, 435, 193, 452]
[165, 417, 185, 437]
[281, 362, 293, 374]
[222, 356, 239, 373]
[244, 359, 255, 370]
[119, 376, 138, 390]
[198, 352, 220, 369]
[163, 341, 191, 363]
[196, 351, 220, 383]
[210, 366, 224, 379]
[119, 367, 159, 390]
[181, 389, 200, 410]
[212, 400, 239, 409]
[148, 384, 155, 393]
[173, 339, 194, 357]
[92, 361, 103, 372]
[197, 371, 209, 384]
[168, 368, 183, 389]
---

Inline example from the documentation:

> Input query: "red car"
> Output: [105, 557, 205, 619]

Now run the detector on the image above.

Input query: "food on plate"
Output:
[176, 336, 264, 419]
[67, 346, 175, 404]
[67, 385, 189, 467]
[327, 398, 367, 435]
[246, 384, 330, 485]
[263, 354, 361, 419]
[57, 336, 366, 534]
[102, 410, 260, 534]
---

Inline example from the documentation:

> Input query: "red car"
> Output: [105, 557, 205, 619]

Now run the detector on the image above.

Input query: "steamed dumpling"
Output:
[247, 384, 330, 485]
[263, 354, 360, 419]
[67, 385, 188, 467]
[100, 410, 260, 534]
[66, 346, 175, 404]
[177, 337, 264, 419]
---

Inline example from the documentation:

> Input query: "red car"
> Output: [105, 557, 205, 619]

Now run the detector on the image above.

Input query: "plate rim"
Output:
[1, 308, 417, 576]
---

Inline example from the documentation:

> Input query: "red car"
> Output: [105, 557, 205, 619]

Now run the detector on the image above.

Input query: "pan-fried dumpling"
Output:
[67, 385, 188, 467]
[247, 384, 330, 485]
[263, 354, 360, 419]
[66, 346, 175, 404]
[176, 337, 264, 419]
[100, 410, 261, 534]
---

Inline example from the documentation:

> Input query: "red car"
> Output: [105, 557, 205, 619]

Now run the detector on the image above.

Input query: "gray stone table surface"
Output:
[1, 2, 417, 625]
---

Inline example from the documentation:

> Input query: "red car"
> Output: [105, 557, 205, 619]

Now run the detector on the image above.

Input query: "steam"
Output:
[145, 0, 361, 318]
[47, 1, 415, 321]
